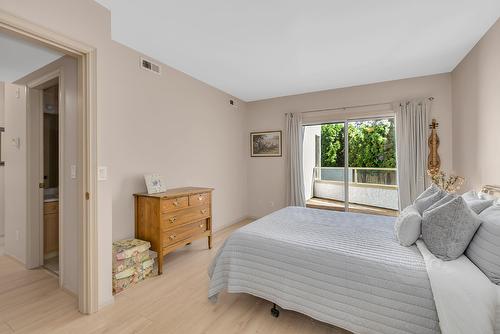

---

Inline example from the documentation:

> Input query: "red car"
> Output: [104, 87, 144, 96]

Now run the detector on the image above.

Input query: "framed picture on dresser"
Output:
[251, 131, 282, 157]
[144, 174, 167, 194]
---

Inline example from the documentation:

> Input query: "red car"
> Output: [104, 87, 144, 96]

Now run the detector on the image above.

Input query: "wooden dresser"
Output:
[134, 187, 214, 274]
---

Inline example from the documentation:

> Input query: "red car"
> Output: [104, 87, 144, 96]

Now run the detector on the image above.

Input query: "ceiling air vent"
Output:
[140, 57, 161, 75]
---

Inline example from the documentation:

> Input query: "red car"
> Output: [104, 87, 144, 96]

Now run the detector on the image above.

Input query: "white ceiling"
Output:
[0, 31, 63, 83]
[97, 0, 500, 101]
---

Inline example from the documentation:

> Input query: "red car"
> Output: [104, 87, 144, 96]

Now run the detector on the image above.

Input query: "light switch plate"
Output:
[98, 166, 108, 181]
[11, 137, 20, 149]
[71, 165, 77, 179]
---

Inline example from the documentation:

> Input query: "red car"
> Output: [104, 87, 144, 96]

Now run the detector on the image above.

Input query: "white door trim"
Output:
[0, 10, 98, 314]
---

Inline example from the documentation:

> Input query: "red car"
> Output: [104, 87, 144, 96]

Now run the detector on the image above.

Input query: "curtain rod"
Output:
[291, 96, 435, 115]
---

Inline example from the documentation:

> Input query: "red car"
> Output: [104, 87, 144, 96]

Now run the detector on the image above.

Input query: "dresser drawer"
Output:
[161, 205, 210, 231]
[161, 196, 189, 213]
[162, 220, 207, 247]
[189, 192, 210, 207]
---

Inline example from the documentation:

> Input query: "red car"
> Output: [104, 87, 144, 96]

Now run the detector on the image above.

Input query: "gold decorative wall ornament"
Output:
[427, 119, 441, 176]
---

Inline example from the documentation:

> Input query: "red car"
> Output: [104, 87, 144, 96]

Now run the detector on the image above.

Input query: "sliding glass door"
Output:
[346, 118, 398, 214]
[303, 122, 346, 211]
[303, 117, 398, 215]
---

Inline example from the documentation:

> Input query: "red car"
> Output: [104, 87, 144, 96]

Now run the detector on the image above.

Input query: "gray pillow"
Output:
[426, 193, 456, 211]
[466, 203, 500, 284]
[416, 184, 440, 201]
[421, 196, 482, 261]
[394, 205, 422, 246]
[414, 187, 446, 214]
[461, 191, 494, 214]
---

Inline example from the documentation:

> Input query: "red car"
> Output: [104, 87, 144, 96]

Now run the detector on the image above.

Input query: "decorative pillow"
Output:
[415, 183, 440, 201]
[394, 205, 422, 246]
[462, 190, 479, 201]
[426, 193, 457, 212]
[414, 187, 446, 214]
[463, 190, 496, 201]
[466, 203, 500, 284]
[421, 196, 482, 261]
[461, 190, 494, 214]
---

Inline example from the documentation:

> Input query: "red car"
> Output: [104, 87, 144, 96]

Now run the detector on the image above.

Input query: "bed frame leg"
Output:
[270, 303, 280, 318]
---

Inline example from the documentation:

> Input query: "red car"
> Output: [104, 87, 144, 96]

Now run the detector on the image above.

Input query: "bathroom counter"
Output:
[44, 198, 59, 203]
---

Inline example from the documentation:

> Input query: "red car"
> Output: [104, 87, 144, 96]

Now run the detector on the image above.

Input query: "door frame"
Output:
[0, 11, 98, 313]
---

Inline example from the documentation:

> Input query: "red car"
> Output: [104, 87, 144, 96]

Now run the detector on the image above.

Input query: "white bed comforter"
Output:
[417, 240, 500, 334]
[208, 207, 440, 334]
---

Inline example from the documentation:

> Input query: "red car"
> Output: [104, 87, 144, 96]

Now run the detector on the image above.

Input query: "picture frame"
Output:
[250, 131, 282, 157]
[144, 174, 167, 194]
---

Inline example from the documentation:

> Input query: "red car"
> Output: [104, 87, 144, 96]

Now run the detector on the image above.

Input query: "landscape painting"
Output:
[251, 131, 282, 157]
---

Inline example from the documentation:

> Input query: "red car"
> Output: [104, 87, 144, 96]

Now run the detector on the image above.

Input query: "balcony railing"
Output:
[312, 167, 399, 210]
[314, 167, 398, 186]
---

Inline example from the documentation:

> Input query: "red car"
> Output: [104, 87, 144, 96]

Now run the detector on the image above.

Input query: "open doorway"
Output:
[0, 11, 98, 313]
[41, 81, 60, 275]
[1, 30, 68, 283]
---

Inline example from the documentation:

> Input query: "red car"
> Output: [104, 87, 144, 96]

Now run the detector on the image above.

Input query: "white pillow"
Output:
[394, 205, 422, 246]
[462, 190, 495, 214]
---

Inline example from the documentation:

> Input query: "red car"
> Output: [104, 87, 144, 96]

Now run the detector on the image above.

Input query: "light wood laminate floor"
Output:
[0, 220, 350, 334]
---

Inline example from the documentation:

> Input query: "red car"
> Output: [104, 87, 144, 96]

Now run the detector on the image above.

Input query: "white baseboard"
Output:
[99, 295, 115, 310]
[213, 215, 255, 233]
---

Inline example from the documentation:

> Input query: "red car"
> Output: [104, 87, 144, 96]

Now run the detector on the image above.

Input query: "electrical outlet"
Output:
[270, 201, 275, 207]
[15, 230, 20, 241]
[71, 165, 77, 179]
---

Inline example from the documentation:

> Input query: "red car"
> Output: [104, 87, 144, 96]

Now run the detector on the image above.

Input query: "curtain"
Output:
[285, 112, 306, 207]
[396, 100, 431, 210]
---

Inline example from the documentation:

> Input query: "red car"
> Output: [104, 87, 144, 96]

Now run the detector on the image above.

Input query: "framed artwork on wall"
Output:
[250, 131, 282, 157]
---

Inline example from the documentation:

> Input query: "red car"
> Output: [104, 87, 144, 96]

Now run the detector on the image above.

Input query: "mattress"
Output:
[208, 206, 440, 334]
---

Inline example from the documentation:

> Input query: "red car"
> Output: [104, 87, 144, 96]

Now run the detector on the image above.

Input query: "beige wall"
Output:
[101, 42, 248, 241]
[0, 82, 4, 237]
[246, 74, 452, 218]
[451, 19, 500, 192]
[0, 0, 249, 307]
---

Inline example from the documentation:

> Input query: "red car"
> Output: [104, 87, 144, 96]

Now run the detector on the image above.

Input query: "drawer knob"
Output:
[169, 234, 176, 240]
[173, 200, 179, 207]
[201, 209, 207, 214]
[169, 217, 177, 223]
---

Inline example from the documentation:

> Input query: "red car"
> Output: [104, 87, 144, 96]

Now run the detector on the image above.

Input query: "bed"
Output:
[208, 206, 441, 334]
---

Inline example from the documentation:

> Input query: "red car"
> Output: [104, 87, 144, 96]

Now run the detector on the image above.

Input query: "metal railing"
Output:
[312, 167, 399, 210]
[314, 167, 398, 187]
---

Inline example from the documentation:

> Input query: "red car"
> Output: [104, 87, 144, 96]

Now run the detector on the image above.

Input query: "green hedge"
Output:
[320, 119, 396, 168]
